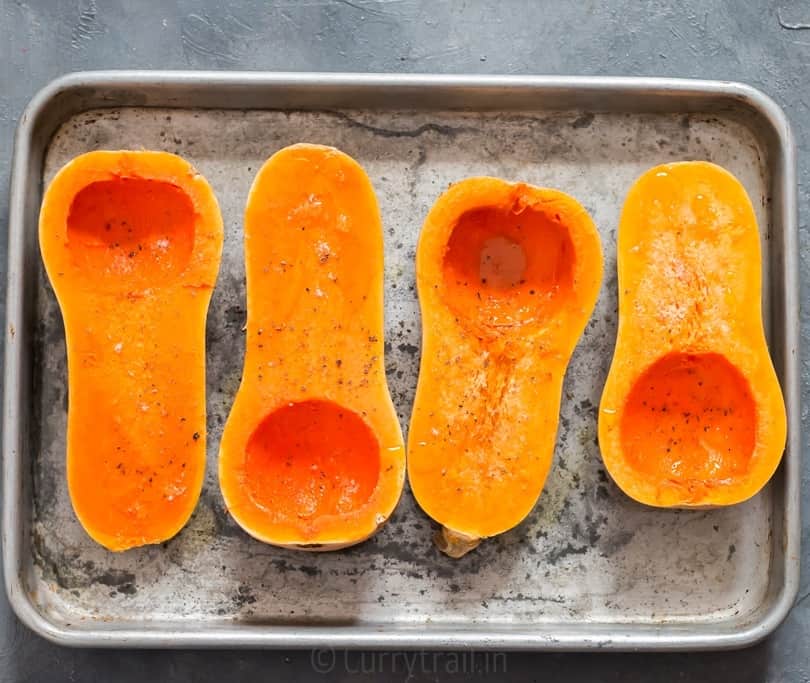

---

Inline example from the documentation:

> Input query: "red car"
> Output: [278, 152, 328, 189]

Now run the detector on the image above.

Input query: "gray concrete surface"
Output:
[0, 0, 808, 681]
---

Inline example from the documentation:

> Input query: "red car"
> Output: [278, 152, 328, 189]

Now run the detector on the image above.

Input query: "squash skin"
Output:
[218, 144, 405, 550]
[39, 150, 223, 551]
[599, 161, 787, 507]
[408, 177, 603, 554]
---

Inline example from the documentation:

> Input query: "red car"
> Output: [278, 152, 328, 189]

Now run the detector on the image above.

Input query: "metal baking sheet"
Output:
[3, 72, 799, 650]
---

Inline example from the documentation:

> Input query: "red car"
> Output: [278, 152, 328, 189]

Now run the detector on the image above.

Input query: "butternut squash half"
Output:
[408, 177, 603, 557]
[599, 161, 787, 507]
[218, 144, 405, 549]
[39, 150, 223, 551]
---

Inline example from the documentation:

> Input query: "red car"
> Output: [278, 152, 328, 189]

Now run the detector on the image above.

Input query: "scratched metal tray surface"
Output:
[3, 72, 800, 650]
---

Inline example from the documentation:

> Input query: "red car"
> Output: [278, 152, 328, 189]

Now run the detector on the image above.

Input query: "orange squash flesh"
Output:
[218, 144, 405, 549]
[408, 177, 603, 556]
[39, 151, 223, 551]
[599, 161, 787, 507]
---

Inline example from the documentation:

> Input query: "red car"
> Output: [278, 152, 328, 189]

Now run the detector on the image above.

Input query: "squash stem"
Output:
[434, 527, 481, 558]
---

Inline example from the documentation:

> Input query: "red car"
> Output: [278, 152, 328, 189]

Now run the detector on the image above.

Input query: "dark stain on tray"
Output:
[323, 110, 474, 139]
[210, 499, 244, 539]
[599, 530, 635, 557]
[571, 113, 595, 129]
[397, 342, 419, 356]
[224, 304, 246, 330]
[547, 542, 589, 564]
[33, 529, 137, 596]
[233, 584, 257, 608]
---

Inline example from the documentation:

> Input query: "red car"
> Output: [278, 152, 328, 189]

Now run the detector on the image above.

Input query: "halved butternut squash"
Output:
[408, 177, 603, 557]
[599, 161, 787, 507]
[39, 150, 223, 551]
[218, 144, 405, 549]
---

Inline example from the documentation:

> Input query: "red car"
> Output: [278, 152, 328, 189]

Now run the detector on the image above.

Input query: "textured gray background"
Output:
[0, 0, 808, 681]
